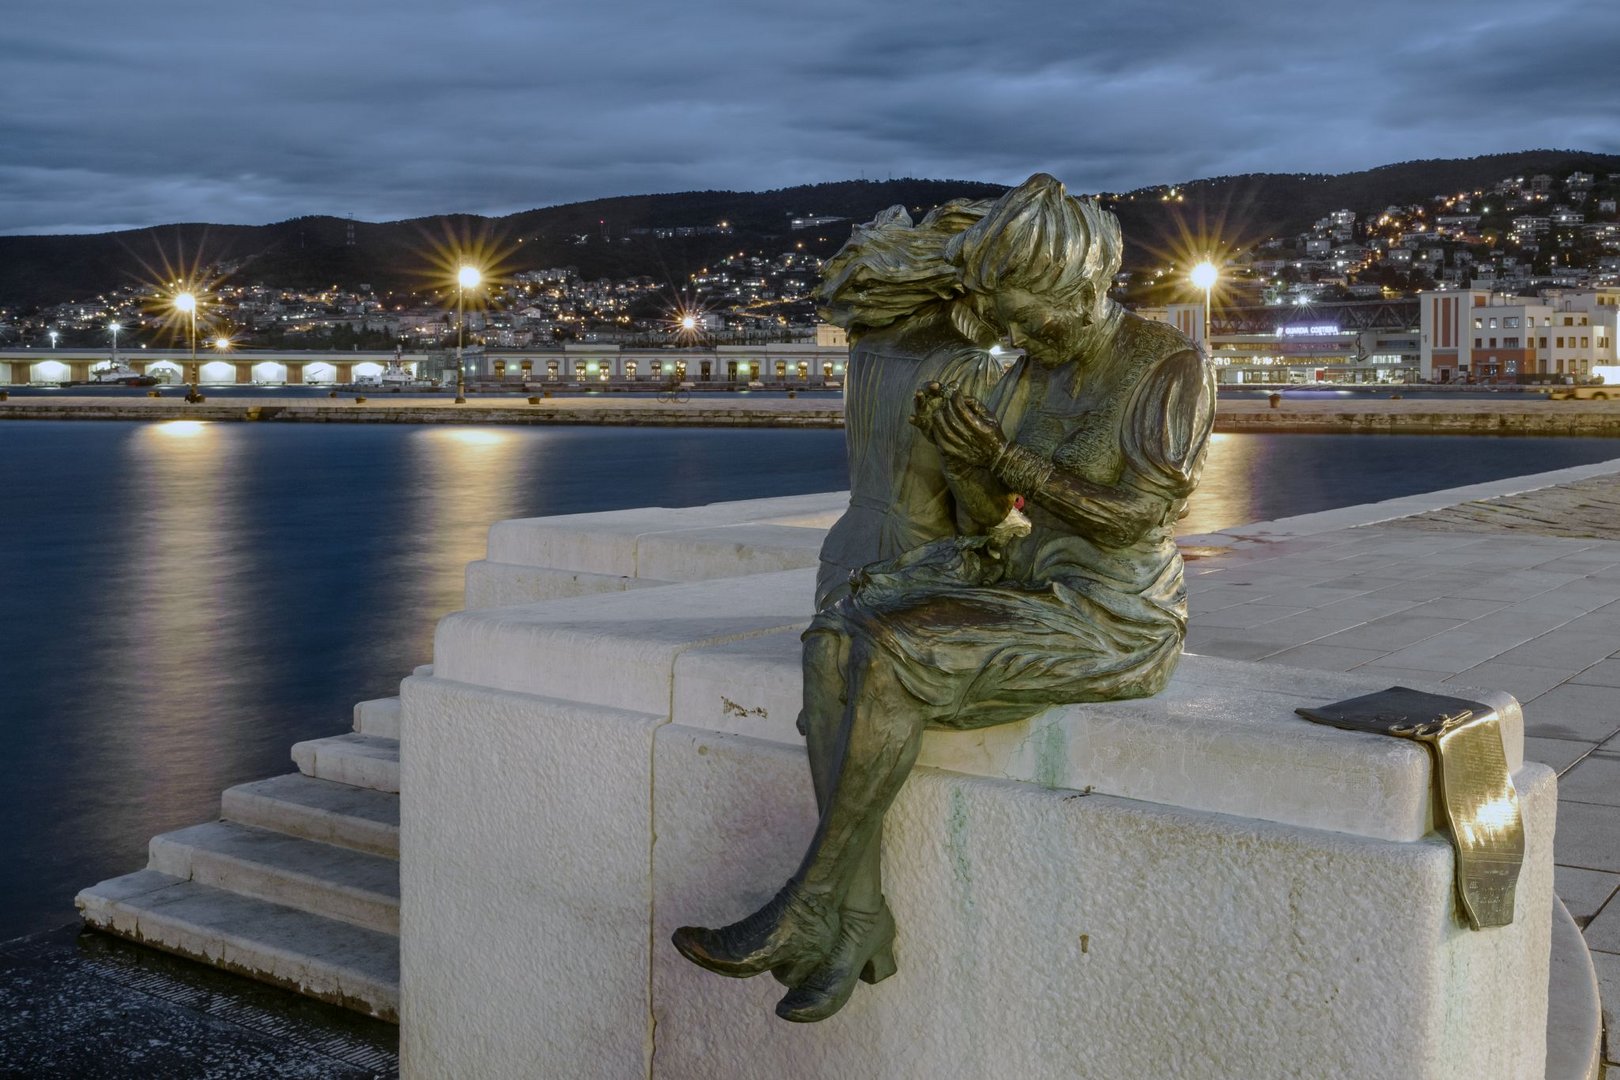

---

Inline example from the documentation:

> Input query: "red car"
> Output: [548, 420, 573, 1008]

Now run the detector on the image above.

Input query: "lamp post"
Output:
[175, 290, 201, 402]
[48, 330, 58, 350]
[455, 265, 481, 404]
[1190, 260, 1218, 352]
[109, 322, 122, 362]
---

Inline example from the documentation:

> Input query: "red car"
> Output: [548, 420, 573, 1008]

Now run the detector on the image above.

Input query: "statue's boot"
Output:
[774, 902, 896, 1023]
[671, 884, 837, 983]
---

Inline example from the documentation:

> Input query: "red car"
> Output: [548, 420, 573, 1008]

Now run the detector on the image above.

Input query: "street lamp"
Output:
[455, 265, 481, 404]
[174, 290, 201, 402]
[1190, 260, 1219, 351]
[48, 330, 58, 350]
[109, 322, 122, 362]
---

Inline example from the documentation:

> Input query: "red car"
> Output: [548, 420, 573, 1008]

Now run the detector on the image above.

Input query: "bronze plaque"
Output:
[1297, 686, 1524, 930]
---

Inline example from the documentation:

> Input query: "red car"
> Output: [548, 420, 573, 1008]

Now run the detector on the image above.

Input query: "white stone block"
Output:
[352, 696, 402, 739]
[649, 724, 1554, 1080]
[482, 492, 846, 576]
[463, 559, 665, 611]
[432, 569, 817, 715]
[291, 733, 400, 793]
[671, 629, 1524, 843]
[399, 675, 665, 1080]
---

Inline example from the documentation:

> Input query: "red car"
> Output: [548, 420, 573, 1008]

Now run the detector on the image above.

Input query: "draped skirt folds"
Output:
[805, 535, 1187, 731]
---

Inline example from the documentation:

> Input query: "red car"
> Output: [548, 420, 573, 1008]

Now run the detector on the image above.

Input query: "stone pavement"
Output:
[1181, 456, 1620, 1072]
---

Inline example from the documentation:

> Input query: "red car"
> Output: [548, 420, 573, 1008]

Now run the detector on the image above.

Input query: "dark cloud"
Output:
[4, 0, 1618, 234]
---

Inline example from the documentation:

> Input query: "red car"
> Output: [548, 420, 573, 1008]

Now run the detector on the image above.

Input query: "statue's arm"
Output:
[917, 348, 1213, 548]
[993, 448, 1163, 547]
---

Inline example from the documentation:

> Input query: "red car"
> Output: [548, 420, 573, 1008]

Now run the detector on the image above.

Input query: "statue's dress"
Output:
[815, 310, 1004, 608]
[810, 310, 1215, 729]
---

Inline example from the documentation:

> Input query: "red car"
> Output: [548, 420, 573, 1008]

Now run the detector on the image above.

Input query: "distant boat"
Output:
[352, 347, 435, 389]
[64, 361, 159, 387]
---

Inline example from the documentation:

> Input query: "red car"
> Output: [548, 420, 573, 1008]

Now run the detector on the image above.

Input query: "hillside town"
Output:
[9, 168, 1620, 387]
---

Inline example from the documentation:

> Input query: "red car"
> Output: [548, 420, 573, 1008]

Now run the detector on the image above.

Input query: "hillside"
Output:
[6, 151, 1620, 310]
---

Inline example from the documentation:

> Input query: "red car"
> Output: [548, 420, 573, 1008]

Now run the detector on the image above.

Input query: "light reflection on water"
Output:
[1, 421, 1618, 939]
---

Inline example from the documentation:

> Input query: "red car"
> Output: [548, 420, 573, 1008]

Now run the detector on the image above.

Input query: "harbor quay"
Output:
[7, 390, 1620, 435]
[0, 342, 852, 389]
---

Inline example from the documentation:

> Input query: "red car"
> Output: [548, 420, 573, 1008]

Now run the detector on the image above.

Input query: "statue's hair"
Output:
[816, 199, 995, 341]
[815, 175, 1123, 342]
[946, 173, 1123, 314]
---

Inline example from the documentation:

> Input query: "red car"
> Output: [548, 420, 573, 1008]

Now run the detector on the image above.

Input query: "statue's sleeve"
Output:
[934, 345, 1005, 400]
[1121, 348, 1215, 501]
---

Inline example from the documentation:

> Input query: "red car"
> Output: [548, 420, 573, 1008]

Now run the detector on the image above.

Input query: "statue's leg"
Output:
[775, 636, 917, 1020]
[798, 629, 883, 914]
[794, 636, 925, 905]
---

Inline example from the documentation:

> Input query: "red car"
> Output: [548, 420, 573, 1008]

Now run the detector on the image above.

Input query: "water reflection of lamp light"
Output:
[156, 420, 208, 438]
[413, 427, 520, 617]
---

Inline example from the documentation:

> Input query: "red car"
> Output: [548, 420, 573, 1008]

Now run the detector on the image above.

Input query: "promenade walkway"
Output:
[1181, 457, 1620, 1071]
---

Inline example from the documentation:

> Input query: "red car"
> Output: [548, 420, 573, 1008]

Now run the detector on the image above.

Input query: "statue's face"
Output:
[990, 285, 1089, 366]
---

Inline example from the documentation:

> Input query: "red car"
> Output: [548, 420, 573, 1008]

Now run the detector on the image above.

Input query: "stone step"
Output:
[222, 773, 399, 858]
[76, 869, 399, 1022]
[148, 820, 399, 934]
[352, 696, 401, 740]
[291, 732, 399, 793]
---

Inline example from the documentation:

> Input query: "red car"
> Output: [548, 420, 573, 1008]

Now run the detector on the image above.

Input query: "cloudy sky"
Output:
[5, 0, 1619, 236]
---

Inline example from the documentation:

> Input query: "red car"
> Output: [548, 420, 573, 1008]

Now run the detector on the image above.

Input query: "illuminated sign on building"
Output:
[1279, 324, 1343, 337]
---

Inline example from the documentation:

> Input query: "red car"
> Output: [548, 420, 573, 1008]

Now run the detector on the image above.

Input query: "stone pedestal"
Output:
[401, 558, 1555, 1079]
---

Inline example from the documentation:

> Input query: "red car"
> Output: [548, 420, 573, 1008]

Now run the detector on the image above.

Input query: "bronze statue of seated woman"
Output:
[673, 174, 1216, 1023]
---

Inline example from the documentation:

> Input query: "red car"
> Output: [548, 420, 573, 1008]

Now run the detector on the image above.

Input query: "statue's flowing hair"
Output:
[816, 175, 1124, 343]
[947, 173, 1123, 318]
[815, 199, 996, 343]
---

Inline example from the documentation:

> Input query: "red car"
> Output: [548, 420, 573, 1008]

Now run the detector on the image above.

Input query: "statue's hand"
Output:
[931, 390, 1005, 467]
[910, 381, 948, 431]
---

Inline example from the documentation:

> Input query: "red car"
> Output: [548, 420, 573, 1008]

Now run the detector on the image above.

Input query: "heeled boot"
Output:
[774, 901, 896, 1023]
[671, 883, 838, 982]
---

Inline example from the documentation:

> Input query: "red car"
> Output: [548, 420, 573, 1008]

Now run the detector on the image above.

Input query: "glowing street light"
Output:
[214, 336, 232, 351]
[455, 264, 481, 404]
[174, 290, 203, 403]
[109, 322, 122, 360]
[1190, 260, 1219, 350]
[48, 330, 58, 350]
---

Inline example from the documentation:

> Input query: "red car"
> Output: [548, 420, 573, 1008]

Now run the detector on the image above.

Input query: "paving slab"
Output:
[1594, 950, 1620, 1068]
[1446, 662, 1578, 703]
[1557, 867, 1620, 928]
[1560, 755, 1620, 809]
[1525, 736, 1599, 774]
[1263, 643, 1389, 672]
[1572, 659, 1620, 687]
[1586, 897, 1620, 955]
[1551, 801, 1620, 874]
[1524, 684, 1620, 743]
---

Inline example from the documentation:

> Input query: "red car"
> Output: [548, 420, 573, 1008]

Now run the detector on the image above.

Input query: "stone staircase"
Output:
[76, 694, 404, 1021]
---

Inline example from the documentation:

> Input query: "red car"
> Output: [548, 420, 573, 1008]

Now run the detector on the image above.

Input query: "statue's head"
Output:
[949, 173, 1122, 364]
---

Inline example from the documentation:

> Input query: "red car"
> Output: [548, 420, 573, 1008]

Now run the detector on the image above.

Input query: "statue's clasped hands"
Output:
[911, 381, 1005, 468]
